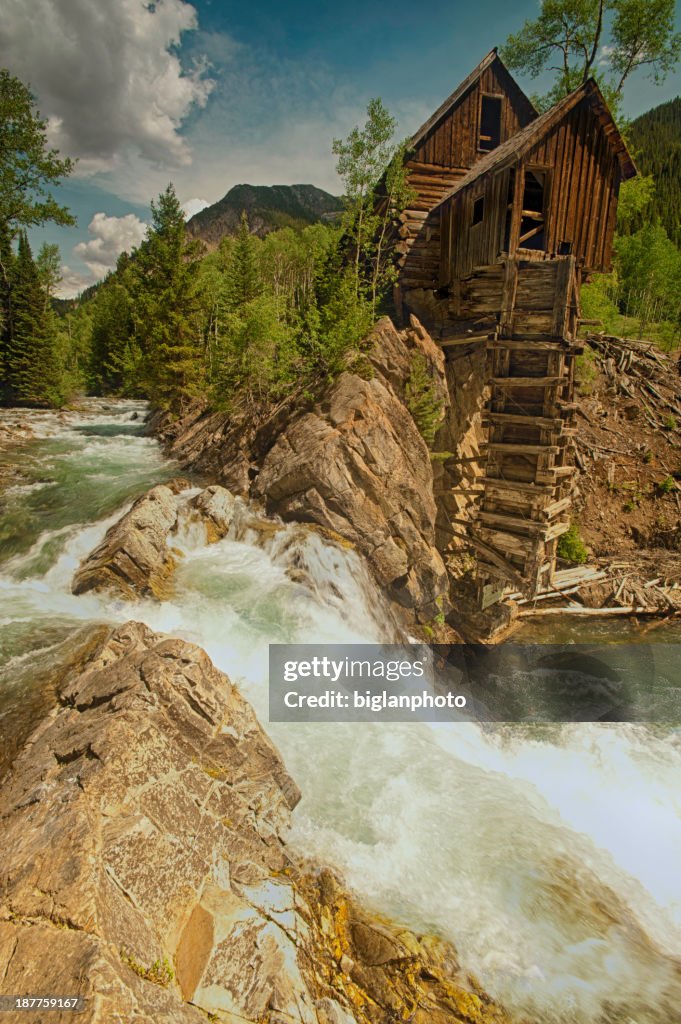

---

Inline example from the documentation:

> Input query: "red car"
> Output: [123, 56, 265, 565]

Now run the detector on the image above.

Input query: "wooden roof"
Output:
[437, 78, 637, 204]
[409, 49, 536, 150]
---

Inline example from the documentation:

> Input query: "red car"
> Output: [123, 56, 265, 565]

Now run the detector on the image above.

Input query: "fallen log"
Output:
[518, 605, 664, 618]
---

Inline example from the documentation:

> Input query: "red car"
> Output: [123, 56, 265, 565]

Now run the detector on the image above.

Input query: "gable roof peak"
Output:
[409, 49, 534, 151]
[436, 77, 636, 206]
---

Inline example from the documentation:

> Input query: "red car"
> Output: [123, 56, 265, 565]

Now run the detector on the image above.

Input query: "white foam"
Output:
[1, 400, 681, 1022]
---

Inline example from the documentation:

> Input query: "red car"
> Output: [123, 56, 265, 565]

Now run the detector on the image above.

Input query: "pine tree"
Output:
[7, 233, 62, 406]
[0, 222, 14, 400]
[90, 282, 138, 393]
[226, 212, 261, 309]
[129, 184, 204, 407]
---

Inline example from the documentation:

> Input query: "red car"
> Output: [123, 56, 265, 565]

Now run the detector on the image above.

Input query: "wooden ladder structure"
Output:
[471, 255, 582, 606]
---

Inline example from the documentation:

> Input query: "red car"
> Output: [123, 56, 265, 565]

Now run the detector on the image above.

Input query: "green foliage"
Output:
[333, 100, 415, 313]
[663, 414, 677, 430]
[574, 345, 599, 394]
[90, 281, 141, 395]
[196, 215, 371, 414]
[616, 175, 656, 234]
[128, 184, 205, 407]
[406, 352, 444, 447]
[628, 98, 681, 247]
[0, 68, 74, 238]
[0, 68, 81, 408]
[656, 475, 677, 494]
[227, 212, 261, 307]
[5, 233, 64, 406]
[557, 523, 589, 564]
[1, 85, 405, 414]
[581, 221, 681, 350]
[77, 194, 373, 415]
[615, 224, 681, 332]
[501, 0, 681, 108]
[120, 949, 174, 987]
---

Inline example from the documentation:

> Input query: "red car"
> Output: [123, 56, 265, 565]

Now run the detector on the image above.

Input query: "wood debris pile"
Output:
[510, 555, 681, 619]
[582, 334, 681, 443]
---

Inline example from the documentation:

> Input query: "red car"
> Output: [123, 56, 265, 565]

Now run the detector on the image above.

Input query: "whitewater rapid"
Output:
[2, 400, 681, 1024]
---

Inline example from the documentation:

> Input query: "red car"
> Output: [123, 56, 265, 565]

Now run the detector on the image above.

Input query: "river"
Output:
[1, 399, 681, 1024]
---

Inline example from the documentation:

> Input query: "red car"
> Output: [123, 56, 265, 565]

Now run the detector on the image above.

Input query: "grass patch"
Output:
[557, 523, 588, 564]
[656, 476, 678, 495]
[120, 949, 174, 987]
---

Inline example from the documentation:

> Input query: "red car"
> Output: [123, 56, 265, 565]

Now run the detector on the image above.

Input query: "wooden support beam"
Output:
[478, 511, 548, 534]
[440, 334, 490, 348]
[487, 340, 570, 352]
[543, 519, 571, 541]
[483, 412, 564, 429]
[487, 442, 560, 455]
[536, 466, 575, 483]
[543, 496, 572, 519]
[490, 376, 567, 386]
[483, 477, 554, 494]
[453, 530, 527, 588]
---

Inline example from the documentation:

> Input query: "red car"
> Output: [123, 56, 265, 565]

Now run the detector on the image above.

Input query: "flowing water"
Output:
[2, 400, 681, 1024]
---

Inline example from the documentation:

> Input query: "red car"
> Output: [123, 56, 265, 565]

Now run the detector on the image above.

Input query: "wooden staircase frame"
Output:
[468, 254, 582, 606]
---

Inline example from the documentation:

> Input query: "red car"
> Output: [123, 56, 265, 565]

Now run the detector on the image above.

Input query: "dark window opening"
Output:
[519, 169, 547, 251]
[559, 240, 573, 255]
[472, 196, 485, 225]
[479, 95, 502, 152]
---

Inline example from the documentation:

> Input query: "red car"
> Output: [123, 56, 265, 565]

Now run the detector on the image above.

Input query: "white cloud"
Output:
[56, 265, 95, 299]
[0, 0, 215, 172]
[599, 44, 615, 68]
[182, 197, 210, 219]
[74, 211, 147, 278]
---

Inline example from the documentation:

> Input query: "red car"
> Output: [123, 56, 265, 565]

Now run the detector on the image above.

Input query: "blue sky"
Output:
[3, 0, 680, 296]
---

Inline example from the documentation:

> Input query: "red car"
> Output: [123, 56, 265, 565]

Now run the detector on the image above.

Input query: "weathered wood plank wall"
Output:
[444, 95, 623, 281]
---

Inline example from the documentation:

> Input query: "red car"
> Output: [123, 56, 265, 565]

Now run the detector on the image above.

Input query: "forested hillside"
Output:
[186, 183, 343, 248]
[628, 98, 681, 246]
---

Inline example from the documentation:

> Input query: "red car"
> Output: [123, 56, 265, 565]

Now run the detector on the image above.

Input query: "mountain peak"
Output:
[186, 183, 343, 247]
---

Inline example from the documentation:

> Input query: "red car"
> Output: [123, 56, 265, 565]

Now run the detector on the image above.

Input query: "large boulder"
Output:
[71, 482, 238, 600]
[253, 318, 450, 623]
[72, 481, 188, 599]
[0, 623, 510, 1024]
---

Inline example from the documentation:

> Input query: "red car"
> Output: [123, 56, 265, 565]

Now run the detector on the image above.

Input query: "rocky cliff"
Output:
[0, 622, 511, 1024]
[151, 317, 452, 630]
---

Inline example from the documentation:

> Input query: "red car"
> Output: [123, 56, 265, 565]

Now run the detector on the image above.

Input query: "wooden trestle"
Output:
[461, 255, 582, 605]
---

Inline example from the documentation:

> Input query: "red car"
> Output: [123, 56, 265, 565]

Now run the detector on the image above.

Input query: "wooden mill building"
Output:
[394, 58, 637, 602]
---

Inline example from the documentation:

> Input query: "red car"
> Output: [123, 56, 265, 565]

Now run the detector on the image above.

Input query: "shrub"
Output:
[663, 415, 677, 431]
[656, 475, 677, 495]
[120, 950, 174, 987]
[406, 353, 444, 447]
[557, 523, 588, 564]
[574, 347, 598, 395]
